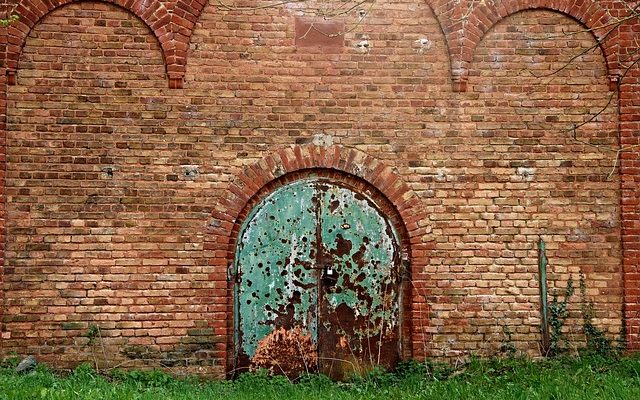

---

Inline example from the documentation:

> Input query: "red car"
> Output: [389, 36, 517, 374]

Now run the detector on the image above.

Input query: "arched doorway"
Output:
[234, 177, 404, 379]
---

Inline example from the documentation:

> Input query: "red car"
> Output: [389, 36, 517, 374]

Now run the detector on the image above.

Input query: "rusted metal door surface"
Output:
[235, 179, 401, 379]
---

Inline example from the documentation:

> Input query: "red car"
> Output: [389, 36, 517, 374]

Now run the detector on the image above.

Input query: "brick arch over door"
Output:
[4, 0, 176, 86]
[207, 145, 433, 369]
[447, 0, 618, 91]
[217, 146, 429, 257]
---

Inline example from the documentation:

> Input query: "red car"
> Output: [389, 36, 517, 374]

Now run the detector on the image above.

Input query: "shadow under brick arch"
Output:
[447, 0, 618, 91]
[4, 0, 176, 86]
[207, 145, 433, 373]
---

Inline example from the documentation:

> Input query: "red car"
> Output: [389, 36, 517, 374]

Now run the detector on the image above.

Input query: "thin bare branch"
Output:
[215, 0, 308, 12]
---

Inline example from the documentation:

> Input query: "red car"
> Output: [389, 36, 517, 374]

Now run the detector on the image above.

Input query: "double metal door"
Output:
[235, 179, 401, 379]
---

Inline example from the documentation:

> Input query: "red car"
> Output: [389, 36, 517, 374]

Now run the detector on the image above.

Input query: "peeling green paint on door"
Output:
[317, 183, 400, 378]
[235, 178, 401, 377]
[319, 183, 398, 333]
[236, 181, 319, 359]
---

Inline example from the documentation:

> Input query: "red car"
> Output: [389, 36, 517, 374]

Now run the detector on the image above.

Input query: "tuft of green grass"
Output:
[1, 355, 639, 399]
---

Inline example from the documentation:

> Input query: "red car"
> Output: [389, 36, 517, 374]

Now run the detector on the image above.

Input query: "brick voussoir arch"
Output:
[169, 0, 207, 86]
[5, 0, 174, 86]
[216, 145, 429, 265]
[165, 0, 206, 86]
[449, 0, 617, 92]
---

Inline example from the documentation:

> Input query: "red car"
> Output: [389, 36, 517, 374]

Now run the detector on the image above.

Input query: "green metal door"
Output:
[235, 179, 401, 378]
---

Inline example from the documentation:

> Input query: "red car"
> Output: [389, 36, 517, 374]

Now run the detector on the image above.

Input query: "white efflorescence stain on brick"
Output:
[415, 37, 432, 54]
[355, 35, 370, 53]
[182, 165, 200, 179]
[436, 168, 448, 182]
[568, 228, 589, 242]
[311, 133, 333, 146]
[516, 167, 535, 181]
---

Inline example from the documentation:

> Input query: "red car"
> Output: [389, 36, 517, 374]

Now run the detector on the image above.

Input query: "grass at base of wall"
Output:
[1, 355, 640, 400]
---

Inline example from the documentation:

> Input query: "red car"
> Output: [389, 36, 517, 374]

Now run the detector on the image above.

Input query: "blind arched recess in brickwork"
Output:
[445, 0, 618, 90]
[458, 8, 622, 352]
[4, 0, 177, 86]
[3, 2, 221, 371]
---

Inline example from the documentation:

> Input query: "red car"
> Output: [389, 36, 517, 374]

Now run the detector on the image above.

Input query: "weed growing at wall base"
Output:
[1, 356, 640, 399]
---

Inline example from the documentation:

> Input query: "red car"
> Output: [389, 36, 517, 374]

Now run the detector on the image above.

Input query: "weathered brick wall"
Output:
[0, 0, 8, 349]
[4, 2, 223, 374]
[619, 28, 640, 352]
[0, 0, 638, 373]
[430, 10, 621, 357]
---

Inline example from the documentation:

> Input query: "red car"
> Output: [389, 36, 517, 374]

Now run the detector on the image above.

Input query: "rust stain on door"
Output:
[235, 179, 401, 379]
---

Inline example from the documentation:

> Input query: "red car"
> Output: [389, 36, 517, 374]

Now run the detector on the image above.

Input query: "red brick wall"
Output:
[0, 0, 8, 347]
[619, 31, 640, 351]
[444, 10, 621, 357]
[3, 2, 223, 374]
[0, 0, 638, 372]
